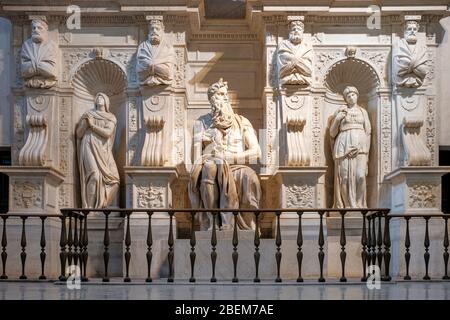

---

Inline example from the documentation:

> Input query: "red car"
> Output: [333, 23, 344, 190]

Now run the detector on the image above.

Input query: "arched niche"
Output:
[323, 57, 382, 208]
[71, 58, 128, 208]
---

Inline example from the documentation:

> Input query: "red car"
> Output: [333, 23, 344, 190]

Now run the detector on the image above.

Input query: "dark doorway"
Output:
[0, 147, 11, 213]
[440, 146, 450, 214]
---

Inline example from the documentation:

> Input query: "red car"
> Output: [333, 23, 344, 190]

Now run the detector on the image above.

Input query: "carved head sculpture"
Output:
[207, 78, 234, 126]
[148, 18, 164, 45]
[95, 92, 111, 113]
[343, 86, 359, 106]
[31, 19, 49, 44]
[288, 20, 304, 45]
[404, 20, 420, 44]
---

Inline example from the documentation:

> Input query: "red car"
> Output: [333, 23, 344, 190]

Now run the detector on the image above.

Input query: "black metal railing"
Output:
[0, 208, 449, 283]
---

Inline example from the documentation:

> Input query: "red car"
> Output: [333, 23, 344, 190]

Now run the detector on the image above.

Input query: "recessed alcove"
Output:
[323, 57, 382, 208]
[71, 58, 128, 208]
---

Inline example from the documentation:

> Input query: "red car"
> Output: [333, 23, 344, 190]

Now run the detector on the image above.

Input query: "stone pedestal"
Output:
[0, 166, 64, 214]
[266, 167, 329, 279]
[386, 166, 450, 279]
[385, 166, 450, 214]
[326, 216, 365, 279]
[3, 217, 61, 279]
[124, 166, 178, 279]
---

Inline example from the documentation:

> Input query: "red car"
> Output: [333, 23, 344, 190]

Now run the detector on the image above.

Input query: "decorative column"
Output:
[124, 14, 187, 278]
[0, 15, 64, 278]
[387, 14, 450, 279]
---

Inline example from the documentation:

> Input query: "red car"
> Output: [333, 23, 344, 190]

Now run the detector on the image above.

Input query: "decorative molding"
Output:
[136, 184, 165, 208]
[401, 117, 431, 166]
[173, 97, 185, 165]
[174, 47, 185, 88]
[18, 114, 48, 166]
[128, 98, 138, 132]
[286, 116, 310, 166]
[286, 184, 314, 208]
[72, 58, 127, 98]
[13, 96, 25, 164]
[144, 95, 166, 112]
[283, 94, 305, 110]
[12, 180, 43, 209]
[141, 116, 165, 166]
[311, 96, 321, 166]
[408, 183, 438, 208]
[61, 49, 91, 85]
[190, 33, 258, 41]
[28, 95, 51, 112]
[381, 96, 392, 177]
[59, 97, 71, 176]
[425, 96, 437, 166]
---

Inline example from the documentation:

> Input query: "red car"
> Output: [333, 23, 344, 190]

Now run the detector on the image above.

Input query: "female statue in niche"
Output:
[330, 86, 371, 208]
[76, 92, 120, 208]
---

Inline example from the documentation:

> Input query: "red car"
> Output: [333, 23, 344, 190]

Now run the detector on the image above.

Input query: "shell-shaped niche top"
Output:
[72, 59, 127, 99]
[325, 58, 379, 100]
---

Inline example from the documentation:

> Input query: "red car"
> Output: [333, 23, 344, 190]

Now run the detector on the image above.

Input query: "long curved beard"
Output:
[212, 102, 234, 130]
[32, 34, 44, 43]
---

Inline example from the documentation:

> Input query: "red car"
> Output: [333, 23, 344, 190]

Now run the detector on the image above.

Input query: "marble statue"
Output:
[277, 18, 313, 86]
[188, 78, 262, 231]
[20, 18, 58, 89]
[395, 19, 428, 88]
[330, 86, 371, 208]
[136, 17, 175, 87]
[76, 92, 120, 209]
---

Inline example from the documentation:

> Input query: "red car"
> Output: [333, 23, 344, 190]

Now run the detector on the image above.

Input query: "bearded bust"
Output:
[136, 17, 175, 87]
[21, 19, 58, 89]
[395, 20, 429, 88]
[277, 19, 313, 86]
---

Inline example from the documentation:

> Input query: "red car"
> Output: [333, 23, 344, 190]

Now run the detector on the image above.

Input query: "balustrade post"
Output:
[253, 212, 261, 283]
[146, 211, 153, 283]
[19, 216, 27, 280]
[103, 210, 110, 282]
[232, 211, 239, 283]
[340, 211, 347, 282]
[275, 211, 282, 283]
[210, 212, 217, 283]
[59, 213, 67, 281]
[318, 211, 325, 282]
[39, 216, 47, 280]
[167, 211, 175, 283]
[382, 213, 391, 281]
[360, 210, 368, 282]
[443, 216, 449, 280]
[404, 217, 411, 280]
[423, 217, 431, 280]
[124, 211, 131, 282]
[189, 211, 196, 283]
[1, 216, 7, 279]
[297, 211, 303, 283]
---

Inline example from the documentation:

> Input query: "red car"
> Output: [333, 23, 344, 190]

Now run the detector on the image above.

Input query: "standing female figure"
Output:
[330, 86, 371, 208]
[76, 92, 120, 208]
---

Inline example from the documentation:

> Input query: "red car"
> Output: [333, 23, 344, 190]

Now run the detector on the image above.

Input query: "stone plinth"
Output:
[174, 229, 326, 281]
[84, 213, 124, 279]
[0, 166, 64, 214]
[385, 166, 450, 214]
[3, 217, 61, 279]
[326, 216, 366, 279]
[123, 166, 178, 279]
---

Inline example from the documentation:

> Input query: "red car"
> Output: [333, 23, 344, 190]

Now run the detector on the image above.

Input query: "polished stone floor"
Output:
[0, 280, 450, 300]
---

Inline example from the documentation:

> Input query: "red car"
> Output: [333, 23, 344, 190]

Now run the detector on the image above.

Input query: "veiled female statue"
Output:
[76, 92, 120, 208]
[330, 86, 371, 208]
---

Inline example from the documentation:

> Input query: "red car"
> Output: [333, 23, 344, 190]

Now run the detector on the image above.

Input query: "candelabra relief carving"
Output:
[286, 116, 310, 166]
[141, 116, 165, 166]
[18, 114, 48, 166]
[401, 117, 431, 166]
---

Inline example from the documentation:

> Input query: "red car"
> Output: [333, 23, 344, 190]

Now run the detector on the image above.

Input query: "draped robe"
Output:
[277, 39, 313, 86]
[395, 39, 428, 88]
[330, 106, 371, 208]
[188, 113, 261, 230]
[136, 38, 175, 86]
[21, 38, 58, 88]
[77, 110, 120, 209]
